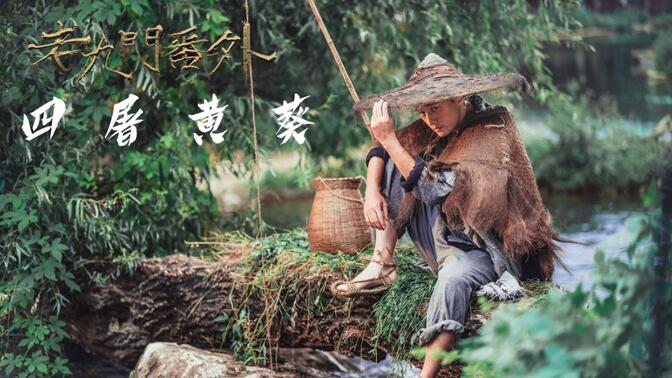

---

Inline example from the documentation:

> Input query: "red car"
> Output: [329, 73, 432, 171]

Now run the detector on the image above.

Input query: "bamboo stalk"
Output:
[305, 0, 373, 139]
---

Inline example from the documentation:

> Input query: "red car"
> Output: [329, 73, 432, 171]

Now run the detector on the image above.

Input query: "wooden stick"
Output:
[243, 0, 264, 238]
[306, 0, 373, 139]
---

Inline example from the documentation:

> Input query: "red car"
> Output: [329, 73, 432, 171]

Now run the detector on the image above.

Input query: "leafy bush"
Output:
[526, 90, 662, 192]
[1, 1, 229, 376]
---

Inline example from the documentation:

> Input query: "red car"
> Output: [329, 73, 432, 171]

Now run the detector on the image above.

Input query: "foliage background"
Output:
[0, 0, 667, 376]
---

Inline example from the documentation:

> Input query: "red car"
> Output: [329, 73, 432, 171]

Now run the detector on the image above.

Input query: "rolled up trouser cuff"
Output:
[417, 319, 464, 346]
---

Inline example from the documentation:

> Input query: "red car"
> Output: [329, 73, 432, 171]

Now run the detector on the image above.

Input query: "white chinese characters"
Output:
[105, 94, 144, 146]
[188, 94, 229, 145]
[21, 96, 66, 141]
[21, 92, 317, 147]
[272, 93, 315, 145]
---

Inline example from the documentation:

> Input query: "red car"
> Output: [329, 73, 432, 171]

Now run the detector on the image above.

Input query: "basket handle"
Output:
[316, 176, 367, 203]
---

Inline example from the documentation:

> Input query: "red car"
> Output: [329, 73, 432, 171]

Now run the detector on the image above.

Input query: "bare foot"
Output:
[335, 247, 396, 292]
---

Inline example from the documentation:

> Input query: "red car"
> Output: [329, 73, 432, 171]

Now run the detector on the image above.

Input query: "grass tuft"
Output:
[205, 228, 555, 366]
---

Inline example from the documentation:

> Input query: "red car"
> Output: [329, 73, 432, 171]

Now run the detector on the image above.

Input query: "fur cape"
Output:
[374, 105, 562, 280]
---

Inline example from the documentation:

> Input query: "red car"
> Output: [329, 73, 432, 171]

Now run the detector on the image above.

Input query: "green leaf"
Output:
[36, 363, 48, 374]
[23, 212, 37, 231]
[107, 11, 116, 25]
[130, 2, 143, 16]
[43, 238, 67, 262]
[40, 259, 58, 281]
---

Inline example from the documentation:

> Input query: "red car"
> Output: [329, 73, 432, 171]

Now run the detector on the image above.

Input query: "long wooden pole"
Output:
[305, 0, 373, 140]
[243, 0, 264, 238]
[242, 0, 275, 368]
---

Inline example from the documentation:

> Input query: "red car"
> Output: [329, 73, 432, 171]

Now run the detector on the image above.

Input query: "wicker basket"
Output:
[307, 176, 372, 254]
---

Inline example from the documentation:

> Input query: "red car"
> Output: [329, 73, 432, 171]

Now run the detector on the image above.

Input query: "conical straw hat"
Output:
[352, 53, 530, 112]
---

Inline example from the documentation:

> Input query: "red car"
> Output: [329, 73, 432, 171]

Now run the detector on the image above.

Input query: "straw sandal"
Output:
[330, 249, 396, 298]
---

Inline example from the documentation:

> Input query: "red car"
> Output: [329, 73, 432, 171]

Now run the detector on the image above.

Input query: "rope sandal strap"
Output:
[330, 247, 397, 297]
[364, 256, 396, 268]
[341, 269, 395, 288]
[330, 267, 396, 296]
[380, 274, 394, 286]
[364, 246, 396, 268]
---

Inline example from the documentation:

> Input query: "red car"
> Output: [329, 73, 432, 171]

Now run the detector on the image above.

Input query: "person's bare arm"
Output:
[366, 155, 385, 193]
[365, 99, 435, 230]
[370, 100, 415, 179]
[368, 100, 455, 212]
[380, 137, 414, 179]
[364, 156, 388, 230]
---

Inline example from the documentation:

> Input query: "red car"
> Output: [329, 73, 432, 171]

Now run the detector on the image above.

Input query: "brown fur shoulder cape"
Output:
[376, 106, 561, 280]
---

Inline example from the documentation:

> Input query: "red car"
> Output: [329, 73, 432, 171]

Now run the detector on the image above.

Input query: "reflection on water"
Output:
[332, 354, 420, 378]
[263, 196, 313, 231]
[278, 348, 421, 378]
[63, 341, 131, 378]
[541, 191, 642, 290]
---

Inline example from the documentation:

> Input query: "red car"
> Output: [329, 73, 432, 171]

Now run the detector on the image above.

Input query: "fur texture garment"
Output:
[369, 105, 562, 280]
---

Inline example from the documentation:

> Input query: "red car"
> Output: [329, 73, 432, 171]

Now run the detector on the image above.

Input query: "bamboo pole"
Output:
[305, 0, 373, 140]
[243, 0, 264, 238]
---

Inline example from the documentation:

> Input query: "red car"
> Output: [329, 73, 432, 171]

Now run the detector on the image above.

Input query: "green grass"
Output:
[204, 229, 555, 366]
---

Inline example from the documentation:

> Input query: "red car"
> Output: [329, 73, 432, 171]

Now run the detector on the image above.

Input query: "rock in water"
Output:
[130, 342, 296, 378]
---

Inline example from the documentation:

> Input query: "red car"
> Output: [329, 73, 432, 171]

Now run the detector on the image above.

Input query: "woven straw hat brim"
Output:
[352, 71, 530, 113]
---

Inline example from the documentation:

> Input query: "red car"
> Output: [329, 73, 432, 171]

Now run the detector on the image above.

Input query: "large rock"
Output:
[130, 342, 296, 378]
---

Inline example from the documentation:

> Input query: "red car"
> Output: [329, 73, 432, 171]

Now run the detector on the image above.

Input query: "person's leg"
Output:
[334, 221, 398, 291]
[420, 331, 456, 378]
[335, 158, 405, 292]
[418, 248, 497, 377]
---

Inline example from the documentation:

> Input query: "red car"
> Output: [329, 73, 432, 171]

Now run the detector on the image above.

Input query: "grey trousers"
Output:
[372, 157, 498, 346]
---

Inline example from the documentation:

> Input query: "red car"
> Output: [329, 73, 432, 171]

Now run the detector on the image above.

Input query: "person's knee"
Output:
[437, 261, 467, 281]
[436, 272, 470, 295]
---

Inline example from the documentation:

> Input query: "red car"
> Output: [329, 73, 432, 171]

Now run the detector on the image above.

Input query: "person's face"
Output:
[416, 97, 466, 137]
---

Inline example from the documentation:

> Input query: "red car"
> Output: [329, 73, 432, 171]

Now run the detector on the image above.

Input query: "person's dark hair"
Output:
[466, 94, 489, 111]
